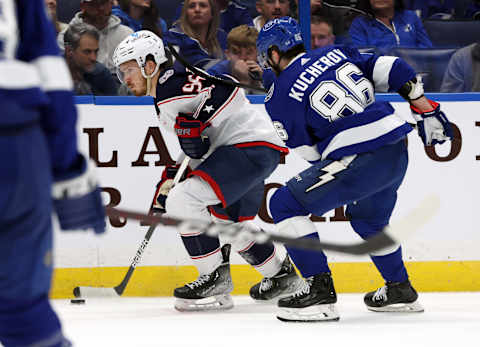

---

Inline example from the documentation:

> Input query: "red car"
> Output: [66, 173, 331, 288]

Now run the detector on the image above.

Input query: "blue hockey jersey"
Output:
[0, 0, 78, 177]
[264, 45, 416, 162]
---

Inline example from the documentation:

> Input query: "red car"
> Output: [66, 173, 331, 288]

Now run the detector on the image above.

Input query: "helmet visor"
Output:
[116, 64, 141, 85]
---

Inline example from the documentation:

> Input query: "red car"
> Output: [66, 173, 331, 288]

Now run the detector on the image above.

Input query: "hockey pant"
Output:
[270, 139, 410, 283]
[166, 145, 286, 276]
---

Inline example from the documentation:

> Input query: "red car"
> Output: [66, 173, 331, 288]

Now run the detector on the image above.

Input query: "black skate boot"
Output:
[174, 244, 234, 312]
[276, 272, 339, 322]
[250, 255, 303, 302]
[364, 279, 424, 312]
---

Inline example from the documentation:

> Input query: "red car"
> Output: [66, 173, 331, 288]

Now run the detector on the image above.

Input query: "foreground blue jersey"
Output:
[265, 45, 416, 161]
[1, 0, 78, 178]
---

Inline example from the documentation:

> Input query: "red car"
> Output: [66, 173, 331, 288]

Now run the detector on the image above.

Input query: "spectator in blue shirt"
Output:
[350, 0, 433, 51]
[441, 42, 480, 92]
[172, 0, 227, 61]
[208, 24, 272, 94]
[175, 0, 254, 34]
[112, 0, 168, 36]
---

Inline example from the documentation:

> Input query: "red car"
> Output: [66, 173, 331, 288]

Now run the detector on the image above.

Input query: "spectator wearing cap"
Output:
[64, 22, 119, 95]
[112, 0, 168, 36]
[349, 0, 432, 51]
[58, 0, 133, 74]
[253, 0, 290, 32]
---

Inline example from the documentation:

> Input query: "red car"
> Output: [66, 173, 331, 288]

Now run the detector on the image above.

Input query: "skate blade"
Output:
[276, 304, 340, 322]
[174, 294, 234, 312]
[367, 300, 424, 313]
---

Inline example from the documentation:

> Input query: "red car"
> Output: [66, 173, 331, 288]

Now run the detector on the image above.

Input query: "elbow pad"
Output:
[398, 76, 424, 101]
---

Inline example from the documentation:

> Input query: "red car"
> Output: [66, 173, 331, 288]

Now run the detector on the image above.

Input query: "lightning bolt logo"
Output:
[305, 161, 347, 193]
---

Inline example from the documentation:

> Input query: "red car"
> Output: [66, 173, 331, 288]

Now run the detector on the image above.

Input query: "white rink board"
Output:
[53, 98, 480, 268]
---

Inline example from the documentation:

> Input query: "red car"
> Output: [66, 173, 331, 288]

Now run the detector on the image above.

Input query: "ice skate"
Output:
[250, 255, 304, 302]
[364, 279, 424, 312]
[174, 244, 234, 312]
[276, 272, 339, 322]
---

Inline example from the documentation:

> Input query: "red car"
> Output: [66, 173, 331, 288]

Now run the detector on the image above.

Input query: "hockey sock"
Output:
[0, 294, 68, 347]
[286, 233, 330, 278]
[181, 233, 223, 275]
[370, 247, 409, 283]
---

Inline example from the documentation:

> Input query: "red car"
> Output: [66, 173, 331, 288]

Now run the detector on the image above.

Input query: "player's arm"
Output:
[17, 0, 105, 233]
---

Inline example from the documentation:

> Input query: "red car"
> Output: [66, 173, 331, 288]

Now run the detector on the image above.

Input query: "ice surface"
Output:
[52, 293, 480, 347]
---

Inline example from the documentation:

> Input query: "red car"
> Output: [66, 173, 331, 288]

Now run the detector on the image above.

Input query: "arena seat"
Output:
[387, 47, 457, 92]
[423, 19, 480, 48]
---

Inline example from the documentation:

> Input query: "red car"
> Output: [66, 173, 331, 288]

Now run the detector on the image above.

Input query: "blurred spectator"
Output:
[64, 22, 119, 95]
[441, 42, 480, 92]
[349, 0, 432, 51]
[208, 25, 268, 93]
[405, 0, 455, 19]
[172, 0, 227, 60]
[112, 0, 168, 36]
[58, 0, 133, 74]
[465, 0, 480, 19]
[253, 0, 290, 31]
[45, 0, 68, 34]
[175, 1, 254, 34]
[310, 15, 335, 49]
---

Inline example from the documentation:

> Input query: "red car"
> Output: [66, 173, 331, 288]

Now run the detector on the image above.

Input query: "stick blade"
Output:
[73, 286, 119, 298]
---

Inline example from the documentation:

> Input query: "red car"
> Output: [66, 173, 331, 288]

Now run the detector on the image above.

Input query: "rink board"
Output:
[50, 93, 480, 298]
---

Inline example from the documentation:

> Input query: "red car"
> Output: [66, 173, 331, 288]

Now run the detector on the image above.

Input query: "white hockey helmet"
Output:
[113, 30, 168, 84]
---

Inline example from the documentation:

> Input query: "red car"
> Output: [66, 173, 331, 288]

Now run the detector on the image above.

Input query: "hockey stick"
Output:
[166, 43, 267, 93]
[73, 157, 191, 298]
[105, 194, 440, 256]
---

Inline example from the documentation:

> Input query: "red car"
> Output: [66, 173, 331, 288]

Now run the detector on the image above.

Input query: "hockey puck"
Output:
[70, 299, 86, 304]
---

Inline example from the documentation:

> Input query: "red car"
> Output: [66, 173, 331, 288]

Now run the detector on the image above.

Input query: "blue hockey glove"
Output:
[411, 100, 453, 146]
[150, 164, 190, 214]
[174, 116, 210, 159]
[52, 155, 106, 234]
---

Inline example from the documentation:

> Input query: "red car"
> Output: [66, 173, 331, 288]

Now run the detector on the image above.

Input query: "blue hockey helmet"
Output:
[256, 17, 304, 69]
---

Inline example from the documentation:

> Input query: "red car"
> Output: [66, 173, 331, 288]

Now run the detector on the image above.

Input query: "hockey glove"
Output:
[150, 164, 190, 214]
[411, 100, 453, 146]
[175, 116, 210, 159]
[52, 155, 106, 234]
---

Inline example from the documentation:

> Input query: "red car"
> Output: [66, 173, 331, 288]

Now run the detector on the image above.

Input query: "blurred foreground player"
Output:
[113, 30, 303, 311]
[256, 17, 453, 322]
[0, 1, 106, 346]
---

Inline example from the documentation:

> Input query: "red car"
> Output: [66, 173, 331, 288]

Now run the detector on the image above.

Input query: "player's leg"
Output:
[165, 145, 288, 310]
[346, 145, 423, 312]
[199, 145, 301, 300]
[0, 124, 71, 347]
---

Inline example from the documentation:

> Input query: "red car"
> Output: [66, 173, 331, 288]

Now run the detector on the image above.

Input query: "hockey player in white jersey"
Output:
[0, 0, 106, 346]
[256, 17, 453, 322]
[113, 30, 303, 311]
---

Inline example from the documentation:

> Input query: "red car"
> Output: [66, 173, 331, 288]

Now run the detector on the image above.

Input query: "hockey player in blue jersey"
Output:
[113, 30, 303, 311]
[256, 17, 453, 322]
[0, 0, 106, 346]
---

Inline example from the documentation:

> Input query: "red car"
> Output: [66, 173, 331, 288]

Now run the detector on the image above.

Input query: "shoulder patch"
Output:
[159, 69, 174, 84]
[265, 83, 275, 103]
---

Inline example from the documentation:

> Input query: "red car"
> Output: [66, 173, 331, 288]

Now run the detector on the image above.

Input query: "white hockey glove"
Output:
[411, 100, 453, 146]
[52, 155, 106, 234]
[150, 164, 190, 214]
